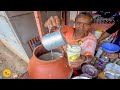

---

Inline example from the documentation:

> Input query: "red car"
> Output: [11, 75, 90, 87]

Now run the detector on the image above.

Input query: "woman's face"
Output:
[75, 15, 92, 35]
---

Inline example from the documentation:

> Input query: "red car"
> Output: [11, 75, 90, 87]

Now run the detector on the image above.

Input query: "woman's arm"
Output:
[98, 24, 120, 44]
[97, 32, 110, 44]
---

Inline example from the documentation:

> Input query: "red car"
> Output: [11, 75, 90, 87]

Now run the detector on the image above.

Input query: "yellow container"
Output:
[98, 71, 107, 79]
[96, 29, 103, 32]
[94, 29, 103, 39]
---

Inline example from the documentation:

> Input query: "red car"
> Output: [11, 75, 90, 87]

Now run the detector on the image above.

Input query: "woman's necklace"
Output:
[73, 30, 89, 45]
[73, 31, 83, 45]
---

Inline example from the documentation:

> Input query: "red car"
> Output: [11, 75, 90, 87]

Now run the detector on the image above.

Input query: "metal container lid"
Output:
[82, 64, 99, 78]
[72, 75, 91, 79]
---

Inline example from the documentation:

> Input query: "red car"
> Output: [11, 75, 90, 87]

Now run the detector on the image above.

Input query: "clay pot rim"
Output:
[32, 45, 65, 63]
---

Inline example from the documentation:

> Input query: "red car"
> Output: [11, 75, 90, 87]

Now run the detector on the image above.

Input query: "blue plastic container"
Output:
[101, 43, 120, 53]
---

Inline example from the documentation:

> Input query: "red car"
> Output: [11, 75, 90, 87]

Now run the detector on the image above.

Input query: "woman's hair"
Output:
[75, 12, 94, 24]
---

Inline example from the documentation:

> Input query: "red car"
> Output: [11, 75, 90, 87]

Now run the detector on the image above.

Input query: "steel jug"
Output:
[41, 26, 67, 51]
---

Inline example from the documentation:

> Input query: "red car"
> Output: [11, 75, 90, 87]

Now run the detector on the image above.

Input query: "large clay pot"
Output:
[28, 45, 73, 79]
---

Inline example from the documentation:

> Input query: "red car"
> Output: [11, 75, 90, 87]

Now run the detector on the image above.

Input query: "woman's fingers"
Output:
[44, 16, 61, 30]
[49, 16, 56, 26]
[54, 16, 61, 27]
[69, 60, 83, 68]
[47, 19, 54, 30]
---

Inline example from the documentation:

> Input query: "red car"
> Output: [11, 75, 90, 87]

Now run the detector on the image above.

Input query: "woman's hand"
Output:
[69, 55, 87, 69]
[44, 16, 61, 30]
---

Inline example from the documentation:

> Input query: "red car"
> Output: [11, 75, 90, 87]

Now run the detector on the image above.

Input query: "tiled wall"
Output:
[0, 12, 29, 63]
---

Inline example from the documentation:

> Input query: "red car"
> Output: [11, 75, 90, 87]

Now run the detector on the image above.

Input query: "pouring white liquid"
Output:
[51, 50, 53, 59]
[38, 52, 63, 60]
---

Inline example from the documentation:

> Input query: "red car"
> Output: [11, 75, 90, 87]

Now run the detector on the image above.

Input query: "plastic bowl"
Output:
[101, 43, 120, 53]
